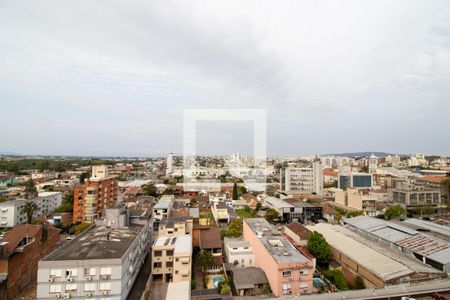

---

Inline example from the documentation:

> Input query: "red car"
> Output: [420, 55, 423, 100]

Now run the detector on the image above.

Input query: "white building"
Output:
[153, 195, 174, 229]
[166, 152, 174, 176]
[37, 209, 152, 300]
[223, 237, 255, 268]
[368, 154, 378, 173]
[0, 192, 62, 227]
[280, 160, 323, 195]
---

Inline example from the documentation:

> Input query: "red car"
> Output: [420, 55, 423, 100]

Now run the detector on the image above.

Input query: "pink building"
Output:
[243, 218, 314, 297]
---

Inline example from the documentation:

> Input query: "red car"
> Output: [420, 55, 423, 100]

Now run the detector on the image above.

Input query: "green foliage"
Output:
[347, 210, 364, 218]
[222, 218, 243, 238]
[54, 194, 74, 213]
[232, 183, 238, 200]
[353, 275, 366, 290]
[24, 179, 37, 199]
[256, 202, 262, 211]
[0, 158, 115, 174]
[220, 282, 231, 295]
[240, 186, 247, 195]
[79, 171, 90, 184]
[235, 207, 255, 219]
[21, 201, 38, 224]
[142, 184, 158, 197]
[191, 279, 196, 290]
[384, 204, 405, 220]
[325, 269, 348, 291]
[74, 223, 91, 235]
[0, 196, 7, 203]
[196, 250, 214, 271]
[307, 231, 331, 266]
[260, 284, 272, 295]
[334, 213, 342, 222]
[265, 208, 279, 223]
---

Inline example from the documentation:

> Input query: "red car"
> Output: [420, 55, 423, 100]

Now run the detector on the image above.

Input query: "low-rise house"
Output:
[230, 267, 268, 296]
[211, 202, 229, 226]
[224, 238, 255, 268]
[0, 175, 16, 187]
[0, 224, 60, 300]
[199, 227, 223, 272]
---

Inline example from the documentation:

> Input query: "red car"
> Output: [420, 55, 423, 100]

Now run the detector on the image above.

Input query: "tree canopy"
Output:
[232, 183, 238, 200]
[384, 204, 405, 220]
[307, 231, 331, 266]
[265, 208, 279, 223]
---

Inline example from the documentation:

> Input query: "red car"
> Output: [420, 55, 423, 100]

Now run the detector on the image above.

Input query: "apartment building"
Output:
[73, 166, 117, 224]
[0, 192, 62, 227]
[280, 160, 323, 195]
[0, 224, 60, 300]
[37, 214, 152, 300]
[223, 237, 255, 268]
[152, 235, 192, 283]
[243, 218, 314, 297]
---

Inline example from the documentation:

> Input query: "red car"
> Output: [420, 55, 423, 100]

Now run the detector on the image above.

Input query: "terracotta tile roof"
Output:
[421, 176, 449, 183]
[285, 222, 311, 240]
[1, 224, 42, 255]
[323, 168, 338, 177]
[199, 227, 222, 249]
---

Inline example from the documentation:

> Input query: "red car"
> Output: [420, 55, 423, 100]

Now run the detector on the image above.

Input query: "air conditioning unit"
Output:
[49, 278, 55, 282]
[289, 276, 293, 281]
[85, 276, 93, 281]
[55, 294, 61, 299]
[85, 292, 93, 297]
[64, 293, 71, 299]
[67, 278, 74, 282]
[102, 291, 109, 295]
[101, 275, 109, 280]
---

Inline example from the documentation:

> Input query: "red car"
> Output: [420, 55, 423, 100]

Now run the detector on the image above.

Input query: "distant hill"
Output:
[322, 152, 394, 157]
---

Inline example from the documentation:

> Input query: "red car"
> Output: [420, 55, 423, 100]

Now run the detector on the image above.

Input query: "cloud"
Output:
[0, 0, 449, 156]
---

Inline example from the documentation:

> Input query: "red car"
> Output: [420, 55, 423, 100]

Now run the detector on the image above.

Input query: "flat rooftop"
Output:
[265, 197, 294, 209]
[306, 223, 416, 281]
[42, 225, 141, 261]
[245, 218, 309, 264]
[154, 201, 171, 210]
[38, 191, 62, 197]
[154, 235, 192, 254]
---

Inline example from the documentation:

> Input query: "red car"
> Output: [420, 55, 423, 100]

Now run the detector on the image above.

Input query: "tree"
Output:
[24, 179, 37, 199]
[325, 269, 348, 291]
[384, 204, 405, 220]
[74, 223, 91, 235]
[256, 202, 262, 211]
[54, 194, 74, 213]
[232, 183, 238, 200]
[21, 201, 38, 224]
[79, 172, 90, 184]
[265, 208, 279, 223]
[223, 218, 243, 237]
[196, 250, 214, 271]
[240, 186, 247, 195]
[353, 275, 366, 290]
[307, 231, 331, 266]
[0, 196, 7, 203]
[143, 184, 158, 197]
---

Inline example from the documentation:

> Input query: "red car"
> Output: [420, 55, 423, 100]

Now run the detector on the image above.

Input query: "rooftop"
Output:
[264, 197, 294, 209]
[345, 216, 450, 265]
[245, 218, 309, 263]
[42, 225, 141, 261]
[154, 201, 171, 210]
[231, 267, 268, 290]
[154, 235, 192, 254]
[306, 223, 415, 281]
[38, 191, 62, 197]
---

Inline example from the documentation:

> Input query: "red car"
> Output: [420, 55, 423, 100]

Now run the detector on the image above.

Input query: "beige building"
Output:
[335, 188, 377, 216]
[152, 235, 192, 283]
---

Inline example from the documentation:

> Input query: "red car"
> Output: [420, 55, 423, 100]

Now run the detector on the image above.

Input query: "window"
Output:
[50, 269, 62, 277]
[154, 251, 162, 257]
[85, 268, 96, 276]
[300, 269, 309, 275]
[282, 270, 291, 277]
[153, 262, 162, 268]
[175, 271, 179, 274]
[166, 250, 173, 256]
[49, 285, 62, 293]
[84, 283, 96, 291]
[166, 262, 173, 268]
[66, 269, 77, 277]
[100, 267, 111, 275]
[65, 283, 77, 291]
[99, 282, 111, 291]
[282, 283, 292, 294]
[175, 258, 179, 262]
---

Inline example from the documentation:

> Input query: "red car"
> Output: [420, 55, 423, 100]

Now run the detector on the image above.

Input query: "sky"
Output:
[0, 0, 449, 157]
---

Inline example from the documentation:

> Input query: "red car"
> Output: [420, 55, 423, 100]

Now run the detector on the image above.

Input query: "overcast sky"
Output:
[1, 0, 449, 157]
